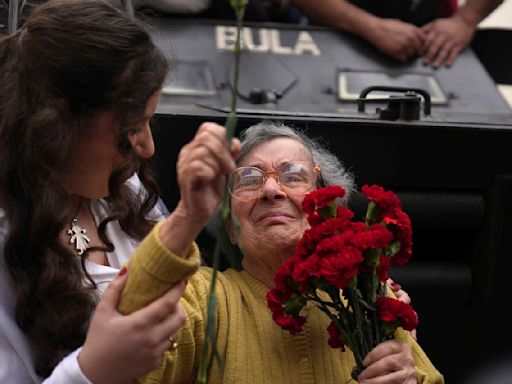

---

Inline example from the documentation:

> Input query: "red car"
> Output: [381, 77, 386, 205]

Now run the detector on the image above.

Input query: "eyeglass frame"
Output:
[228, 161, 322, 201]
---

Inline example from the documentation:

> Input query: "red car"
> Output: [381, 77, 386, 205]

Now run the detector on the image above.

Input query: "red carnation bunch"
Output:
[266, 185, 417, 380]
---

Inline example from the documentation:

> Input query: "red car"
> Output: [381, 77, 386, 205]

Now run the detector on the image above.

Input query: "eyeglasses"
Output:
[229, 161, 321, 200]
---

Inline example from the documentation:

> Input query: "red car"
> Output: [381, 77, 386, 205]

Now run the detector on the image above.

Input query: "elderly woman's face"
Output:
[230, 138, 313, 261]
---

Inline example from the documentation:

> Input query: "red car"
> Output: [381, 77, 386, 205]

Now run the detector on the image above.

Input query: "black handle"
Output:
[357, 85, 431, 116]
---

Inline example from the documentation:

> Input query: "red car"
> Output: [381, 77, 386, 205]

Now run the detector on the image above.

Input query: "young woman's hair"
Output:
[0, 0, 169, 376]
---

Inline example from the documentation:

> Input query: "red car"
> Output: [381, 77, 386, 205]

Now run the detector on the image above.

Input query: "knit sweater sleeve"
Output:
[117, 220, 201, 315]
[116, 220, 213, 384]
[134, 271, 216, 384]
[387, 288, 444, 383]
[393, 329, 445, 383]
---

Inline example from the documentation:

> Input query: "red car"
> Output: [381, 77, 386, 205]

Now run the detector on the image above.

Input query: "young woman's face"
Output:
[126, 90, 161, 159]
[59, 90, 162, 198]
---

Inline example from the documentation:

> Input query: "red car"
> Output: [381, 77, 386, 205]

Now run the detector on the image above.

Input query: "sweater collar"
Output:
[240, 270, 272, 298]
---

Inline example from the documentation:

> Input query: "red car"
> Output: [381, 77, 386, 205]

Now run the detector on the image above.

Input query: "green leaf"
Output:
[386, 240, 401, 257]
[381, 322, 398, 338]
[364, 248, 381, 268]
[348, 275, 358, 289]
[312, 277, 330, 291]
[230, 0, 248, 8]
[230, 0, 248, 18]
[318, 203, 337, 219]
[358, 298, 375, 311]
[284, 296, 307, 316]
[365, 201, 381, 225]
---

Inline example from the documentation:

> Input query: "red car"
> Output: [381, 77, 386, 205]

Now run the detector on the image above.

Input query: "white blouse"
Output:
[0, 175, 168, 383]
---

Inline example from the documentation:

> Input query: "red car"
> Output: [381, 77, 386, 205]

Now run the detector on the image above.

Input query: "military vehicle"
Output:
[150, 16, 512, 383]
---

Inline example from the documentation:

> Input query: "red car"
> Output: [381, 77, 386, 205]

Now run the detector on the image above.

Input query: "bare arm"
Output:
[291, 0, 426, 61]
[290, 0, 380, 38]
[421, 0, 504, 67]
[457, 0, 505, 27]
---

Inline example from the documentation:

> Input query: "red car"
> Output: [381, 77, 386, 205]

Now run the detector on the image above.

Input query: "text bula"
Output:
[216, 26, 321, 56]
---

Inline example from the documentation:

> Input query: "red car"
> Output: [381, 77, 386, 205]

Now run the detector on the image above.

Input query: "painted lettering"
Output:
[216, 26, 321, 56]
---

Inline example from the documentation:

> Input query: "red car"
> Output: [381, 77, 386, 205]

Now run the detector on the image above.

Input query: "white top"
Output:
[0, 175, 168, 383]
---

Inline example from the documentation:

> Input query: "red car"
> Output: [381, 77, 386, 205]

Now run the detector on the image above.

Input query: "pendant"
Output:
[68, 219, 91, 255]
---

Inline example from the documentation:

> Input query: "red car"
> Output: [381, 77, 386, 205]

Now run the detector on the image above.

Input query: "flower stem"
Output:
[196, 3, 246, 382]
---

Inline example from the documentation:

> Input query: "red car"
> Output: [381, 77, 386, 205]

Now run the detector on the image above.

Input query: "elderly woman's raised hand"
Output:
[176, 122, 240, 223]
[357, 340, 417, 384]
[160, 122, 240, 256]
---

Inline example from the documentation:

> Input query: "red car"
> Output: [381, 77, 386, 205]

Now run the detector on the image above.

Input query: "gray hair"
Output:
[208, 121, 356, 268]
[236, 121, 355, 195]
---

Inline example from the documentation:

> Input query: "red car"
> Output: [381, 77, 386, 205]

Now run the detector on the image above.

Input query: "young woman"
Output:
[0, 1, 195, 382]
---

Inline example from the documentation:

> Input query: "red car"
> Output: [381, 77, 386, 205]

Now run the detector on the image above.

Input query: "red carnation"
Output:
[268, 185, 416, 376]
[361, 184, 401, 217]
[377, 255, 392, 282]
[327, 321, 345, 350]
[376, 296, 419, 331]
[318, 246, 363, 289]
[272, 257, 296, 291]
[292, 253, 321, 284]
[385, 210, 413, 265]
[272, 312, 307, 335]
[351, 224, 393, 251]
[302, 186, 346, 215]
[295, 218, 355, 259]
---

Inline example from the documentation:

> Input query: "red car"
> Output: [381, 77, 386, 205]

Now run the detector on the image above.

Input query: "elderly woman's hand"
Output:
[388, 278, 411, 304]
[357, 340, 417, 384]
[159, 122, 240, 256]
[176, 122, 240, 222]
[388, 279, 417, 340]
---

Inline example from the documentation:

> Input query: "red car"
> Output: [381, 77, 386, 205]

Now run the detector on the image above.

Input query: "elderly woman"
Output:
[118, 121, 444, 383]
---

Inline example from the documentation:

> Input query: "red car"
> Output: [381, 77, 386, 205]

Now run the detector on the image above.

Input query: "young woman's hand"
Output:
[78, 268, 186, 384]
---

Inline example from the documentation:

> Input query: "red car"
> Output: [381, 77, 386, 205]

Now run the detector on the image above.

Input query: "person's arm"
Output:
[456, 0, 505, 27]
[117, 122, 239, 313]
[112, 122, 239, 383]
[421, 0, 504, 67]
[76, 268, 187, 384]
[290, 0, 426, 61]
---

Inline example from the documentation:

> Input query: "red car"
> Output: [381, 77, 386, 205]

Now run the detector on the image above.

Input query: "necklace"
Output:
[67, 198, 91, 256]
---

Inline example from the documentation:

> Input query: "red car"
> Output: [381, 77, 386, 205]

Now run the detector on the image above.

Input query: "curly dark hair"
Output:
[0, 0, 169, 377]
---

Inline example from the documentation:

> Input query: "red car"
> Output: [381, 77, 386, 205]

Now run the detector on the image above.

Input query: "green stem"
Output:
[349, 288, 371, 358]
[196, 4, 246, 383]
[308, 291, 365, 370]
[196, 242, 221, 384]
[230, 13, 243, 115]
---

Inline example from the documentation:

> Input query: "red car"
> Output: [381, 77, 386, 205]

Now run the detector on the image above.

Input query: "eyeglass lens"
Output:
[229, 162, 317, 199]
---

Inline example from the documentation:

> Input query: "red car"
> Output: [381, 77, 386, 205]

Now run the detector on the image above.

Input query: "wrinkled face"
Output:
[230, 138, 314, 261]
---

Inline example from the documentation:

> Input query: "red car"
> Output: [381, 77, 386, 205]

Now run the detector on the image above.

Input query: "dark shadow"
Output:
[472, 28, 512, 85]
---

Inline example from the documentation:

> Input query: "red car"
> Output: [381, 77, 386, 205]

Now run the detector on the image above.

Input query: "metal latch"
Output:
[357, 86, 431, 121]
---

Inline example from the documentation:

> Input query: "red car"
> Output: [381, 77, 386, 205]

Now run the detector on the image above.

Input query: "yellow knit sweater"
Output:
[118, 221, 444, 384]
